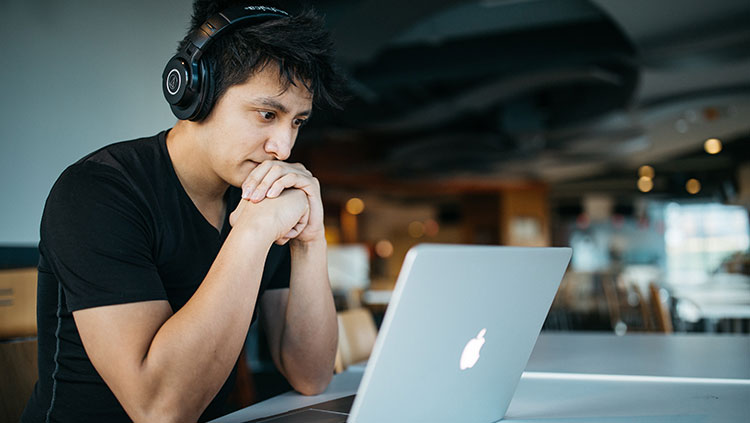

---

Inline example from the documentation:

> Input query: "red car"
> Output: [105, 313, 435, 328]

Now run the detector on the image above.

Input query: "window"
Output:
[664, 202, 749, 284]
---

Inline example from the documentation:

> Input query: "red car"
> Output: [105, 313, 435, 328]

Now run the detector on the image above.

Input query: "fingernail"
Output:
[242, 187, 251, 199]
[251, 190, 263, 201]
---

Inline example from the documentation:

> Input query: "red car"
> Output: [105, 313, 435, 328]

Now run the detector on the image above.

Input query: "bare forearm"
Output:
[134, 226, 271, 421]
[280, 239, 338, 395]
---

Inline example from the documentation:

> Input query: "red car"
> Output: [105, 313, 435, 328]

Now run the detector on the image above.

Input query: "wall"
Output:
[0, 0, 192, 245]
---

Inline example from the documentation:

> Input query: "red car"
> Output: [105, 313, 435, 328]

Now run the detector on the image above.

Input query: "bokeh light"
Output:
[345, 198, 365, 215]
[375, 240, 394, 258]
[704, 138, 722, 155]
[638, 165, 655, 179]
[637, 176, 654, 193]
[686, 178, 701, 195]
[408, 221, 425, 238]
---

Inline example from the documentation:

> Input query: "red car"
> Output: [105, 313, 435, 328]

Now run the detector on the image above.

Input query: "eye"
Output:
[258, 110, 276, 121]
[293, 118, 308, 128]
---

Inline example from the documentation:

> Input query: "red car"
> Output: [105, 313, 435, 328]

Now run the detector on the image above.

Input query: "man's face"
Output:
[195, 65, 313, 187]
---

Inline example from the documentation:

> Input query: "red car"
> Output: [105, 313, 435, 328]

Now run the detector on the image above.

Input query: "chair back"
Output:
[649, 282, 674, 333]
[0, 338, 38, 422]
[335, 308, 377, 373]
[0, 268, 38, 339]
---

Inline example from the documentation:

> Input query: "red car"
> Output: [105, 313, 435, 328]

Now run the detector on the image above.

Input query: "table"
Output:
[526, 332, 750, 380]
[212, 333, 750, 423]
[669, 273, 750, 331]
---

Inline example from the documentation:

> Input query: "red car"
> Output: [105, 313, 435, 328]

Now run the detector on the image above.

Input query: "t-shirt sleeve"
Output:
[41, 161, 167, 312]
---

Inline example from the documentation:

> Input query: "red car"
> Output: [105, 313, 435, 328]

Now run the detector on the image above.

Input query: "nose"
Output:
[264, 127, 295, 161]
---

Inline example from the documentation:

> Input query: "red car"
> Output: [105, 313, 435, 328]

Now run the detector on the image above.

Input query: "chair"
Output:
[0, 268, 38, 339]
[334, 308, 378, 373]
[228, 346, 258, 408]
[648, 282, 674, 333]
[0, 267, 39, 422]
[602, 273, 623, 330]
[631, 284, 654, 332]
[0, 339, 39, 422]
[605, 274, 665, 334]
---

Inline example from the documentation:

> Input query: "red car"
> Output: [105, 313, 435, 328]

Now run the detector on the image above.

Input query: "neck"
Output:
[166, 120, 228, 205]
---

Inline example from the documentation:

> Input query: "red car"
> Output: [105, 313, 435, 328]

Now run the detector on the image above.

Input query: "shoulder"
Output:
[42, 132, 169, 237]
[48, 131, 168, 203]
[78, 132, 167, 178]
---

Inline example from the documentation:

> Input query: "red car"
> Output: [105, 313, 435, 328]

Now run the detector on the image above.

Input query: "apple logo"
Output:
[460, 328, 487, 370]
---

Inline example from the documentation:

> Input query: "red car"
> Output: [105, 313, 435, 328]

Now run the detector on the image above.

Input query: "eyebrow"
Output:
[255, 97, 312, 118]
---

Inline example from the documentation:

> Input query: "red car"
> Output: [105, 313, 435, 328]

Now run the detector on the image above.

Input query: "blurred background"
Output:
[294, 0, 750, 336]
[2, 0, 750, 413]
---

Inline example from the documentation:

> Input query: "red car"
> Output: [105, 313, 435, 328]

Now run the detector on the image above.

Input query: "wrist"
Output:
[289, 236, 327, 254]
[233, 214, 278, 246]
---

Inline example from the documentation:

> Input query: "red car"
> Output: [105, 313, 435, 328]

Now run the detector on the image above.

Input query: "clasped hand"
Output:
[229, 161, 324, 245]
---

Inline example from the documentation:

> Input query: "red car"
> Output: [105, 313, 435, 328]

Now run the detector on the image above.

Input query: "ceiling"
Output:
[287, 0, 750, 202]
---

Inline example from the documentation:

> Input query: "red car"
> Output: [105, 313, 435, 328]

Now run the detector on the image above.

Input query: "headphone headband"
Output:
[186, 5, 290, 61]
[163, 5, 290, 121]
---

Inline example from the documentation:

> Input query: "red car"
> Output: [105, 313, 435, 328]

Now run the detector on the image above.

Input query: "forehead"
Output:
[235, 65, 313, 107]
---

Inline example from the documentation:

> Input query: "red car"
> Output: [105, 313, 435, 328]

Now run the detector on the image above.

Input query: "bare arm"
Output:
[73, 189, 309, 422]
[260, 239, 338, 395]
[246, 160, 338, 395]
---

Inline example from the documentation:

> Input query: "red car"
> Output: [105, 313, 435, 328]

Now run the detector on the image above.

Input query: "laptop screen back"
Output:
[348, 244, 572, 423]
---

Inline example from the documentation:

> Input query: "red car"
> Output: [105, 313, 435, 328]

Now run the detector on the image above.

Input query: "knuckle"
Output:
[271, 163, 286, 174]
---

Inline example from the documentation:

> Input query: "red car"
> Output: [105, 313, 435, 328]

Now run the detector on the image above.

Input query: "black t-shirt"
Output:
[22, 130, 290, 423]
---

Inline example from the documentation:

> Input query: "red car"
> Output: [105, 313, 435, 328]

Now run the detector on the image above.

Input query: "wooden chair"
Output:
[0, 338, 39, 422]
[334, 308, 377, 373]
[602, 273, 623, 330]
[0, 268, 38, 339]
[604, 275, 661, 334]
[228, 346, 258, 409]
[0, 267, 39, 422]
[648, 283, 674, 333]
[631, 284, 654, 332]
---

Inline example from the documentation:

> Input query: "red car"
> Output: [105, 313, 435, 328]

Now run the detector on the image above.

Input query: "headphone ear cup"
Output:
[162, 56, 191, 107]
[192, 58, 216, 121]
[164, 55, 203, 120]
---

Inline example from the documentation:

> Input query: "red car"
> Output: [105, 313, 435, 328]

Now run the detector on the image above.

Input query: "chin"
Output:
[231, 161, 259, 186]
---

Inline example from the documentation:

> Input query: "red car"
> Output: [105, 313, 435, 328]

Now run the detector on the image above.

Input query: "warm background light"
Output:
[637, 176, 654, 193]
[424, 219, 440, 237]
[345, 198, 365, 215]
[374, 240, 394, 258]
[638, 165, 655, 179]
[408, 221, 425, 238]
[686, 178, 701, 195]
[704, 138, 722, 155]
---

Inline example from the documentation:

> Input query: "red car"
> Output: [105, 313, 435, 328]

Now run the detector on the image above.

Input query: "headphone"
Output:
[162, 5, 290, 121]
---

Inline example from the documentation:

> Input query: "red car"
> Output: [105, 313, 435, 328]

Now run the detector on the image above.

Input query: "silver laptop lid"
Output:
[349, 244, 572, 423]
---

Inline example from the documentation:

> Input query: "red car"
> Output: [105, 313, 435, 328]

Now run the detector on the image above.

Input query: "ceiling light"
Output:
[345, 198, 365, 215]
[686, 179, 701, 195]
[638, 165, 655, 179]
[637, 177, 653, 193]
[704, 138, 722, 155]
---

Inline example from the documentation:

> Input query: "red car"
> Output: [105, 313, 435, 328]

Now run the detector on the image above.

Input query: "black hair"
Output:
[179, 1, 346, 116]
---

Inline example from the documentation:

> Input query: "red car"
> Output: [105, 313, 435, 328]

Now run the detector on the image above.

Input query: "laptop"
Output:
[247, 244, 572, 423]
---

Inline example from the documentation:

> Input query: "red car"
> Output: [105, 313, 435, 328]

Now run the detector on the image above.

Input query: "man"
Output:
[22, 2, 345, 422]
